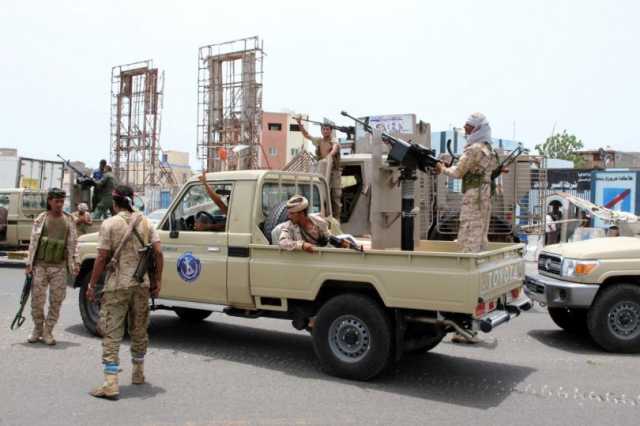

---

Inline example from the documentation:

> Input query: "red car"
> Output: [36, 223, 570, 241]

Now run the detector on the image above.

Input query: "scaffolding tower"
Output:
[110, 60, 166, 193]
[197, 36, 264, 171]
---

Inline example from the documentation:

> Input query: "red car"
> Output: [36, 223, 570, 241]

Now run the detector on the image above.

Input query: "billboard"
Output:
[592, 171, 639, 227]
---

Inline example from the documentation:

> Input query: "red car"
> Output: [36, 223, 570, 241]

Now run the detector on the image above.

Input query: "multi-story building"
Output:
[260, 112, 309, 170]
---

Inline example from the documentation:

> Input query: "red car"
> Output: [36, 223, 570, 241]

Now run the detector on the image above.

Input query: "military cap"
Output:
[47, 187, 66, 199]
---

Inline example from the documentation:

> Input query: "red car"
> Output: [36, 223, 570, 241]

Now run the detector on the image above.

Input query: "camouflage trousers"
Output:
[329, 169, 342, 221]
[99, 286, 150, 365]
[31, 264, 67, 331]
[457, 184, 492, 253]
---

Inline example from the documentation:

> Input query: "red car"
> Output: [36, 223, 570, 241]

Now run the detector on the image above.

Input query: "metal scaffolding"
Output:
[197, 36, 264, 171]
[110, 60, 166, 193]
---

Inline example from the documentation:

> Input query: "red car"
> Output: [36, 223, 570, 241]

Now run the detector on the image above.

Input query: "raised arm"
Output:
[199, 171, 228, 215]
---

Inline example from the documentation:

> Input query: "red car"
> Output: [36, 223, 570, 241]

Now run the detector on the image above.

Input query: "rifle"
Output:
[491, 144, 525, 180]
[297, 117, 355, 140]
[329, 235, 364, 252]
[340, 111, 440, 173]
[10, 275, 32, 330]
[57, 154, 95, 185]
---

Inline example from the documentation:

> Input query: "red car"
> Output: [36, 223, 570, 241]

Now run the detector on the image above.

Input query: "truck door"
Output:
[156, 182, 232, 304]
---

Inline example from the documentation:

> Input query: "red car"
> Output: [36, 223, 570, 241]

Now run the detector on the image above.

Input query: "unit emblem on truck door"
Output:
[177, 252, 202, 283]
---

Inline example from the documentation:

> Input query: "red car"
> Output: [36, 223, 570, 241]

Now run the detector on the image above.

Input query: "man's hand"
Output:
[294, 116, 302, 125]
[150, 281, 161, 298]
[302, 242, 315, 253]
[501, 166, 509, 175]
[199, 170, 207, 184]
[434, 162, 444, 175]
[86, 284, 96, 303]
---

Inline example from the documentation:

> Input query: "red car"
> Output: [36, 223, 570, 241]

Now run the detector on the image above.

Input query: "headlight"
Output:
[561, 258, 599, 277]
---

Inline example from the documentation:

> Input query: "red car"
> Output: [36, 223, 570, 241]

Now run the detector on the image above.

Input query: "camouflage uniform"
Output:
[442, 141, 497, 253]
[26, 212, 79, 343]
[312, 136, 342, 220]
[278, 214, 331, 251]
[97, 211, 159, 372]
[93, 171, 117, 219]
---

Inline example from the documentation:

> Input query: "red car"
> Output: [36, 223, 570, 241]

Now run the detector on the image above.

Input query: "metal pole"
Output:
[401, 168, 417, 251]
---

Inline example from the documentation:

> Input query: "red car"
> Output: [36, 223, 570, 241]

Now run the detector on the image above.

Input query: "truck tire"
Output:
[78, 272, 104, 337]
[263, 201, 289, 244]
[587, 284, 640, 353]
[404, 323, 446, 354]
[175, 308, 212, 322]
[548, 307, 588, 334]
[312, 293, 392, 381]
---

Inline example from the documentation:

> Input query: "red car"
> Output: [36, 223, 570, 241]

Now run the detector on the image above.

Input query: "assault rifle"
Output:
[10, 275, 32, 330]
[340, 111, 440, 173]
[296, 117, 355, 140]
[329, 235, 364, 252]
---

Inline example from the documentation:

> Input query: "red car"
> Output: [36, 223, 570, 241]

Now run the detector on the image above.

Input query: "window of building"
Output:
[290, 148, 299, 156]
[268, 147, 278, 156]
[268, 123, 282, 131]
[289, 124, 301, 132]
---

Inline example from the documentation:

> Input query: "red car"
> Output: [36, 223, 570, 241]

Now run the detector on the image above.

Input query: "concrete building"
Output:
[575, 149, 640, 170]
[162, 150, 192, 185]
[261, 112, 309, 170]
[431, 129, 522, 156]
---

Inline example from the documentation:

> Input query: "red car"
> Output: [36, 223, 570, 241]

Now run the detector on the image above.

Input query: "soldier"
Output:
[86, 185, 163, 400]
[278, 195, 348, 252]
[296, 117, 342, 220]
[93, 165, 117, 219]
[435, 112, 498, 253]
[25, 188, 79, 345]
[436, 113, 498, 344]
[72, 202, 93, 236]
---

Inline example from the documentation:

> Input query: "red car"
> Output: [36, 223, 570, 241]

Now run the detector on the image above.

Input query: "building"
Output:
[162, 150, 193, 186]
[575, 149, 640, 170]
[261, 112, 309, 170]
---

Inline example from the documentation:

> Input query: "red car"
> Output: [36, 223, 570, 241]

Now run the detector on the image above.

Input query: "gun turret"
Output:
[296, 117, 355, 140]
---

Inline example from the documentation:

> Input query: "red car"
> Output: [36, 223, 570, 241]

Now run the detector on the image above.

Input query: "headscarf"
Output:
[465, 112, 492, 145]
[286, 195, 309, 213]
[78, 202, 89, 212]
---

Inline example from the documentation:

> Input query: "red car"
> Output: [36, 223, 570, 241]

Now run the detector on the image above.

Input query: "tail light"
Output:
[511, 287, 521, 299]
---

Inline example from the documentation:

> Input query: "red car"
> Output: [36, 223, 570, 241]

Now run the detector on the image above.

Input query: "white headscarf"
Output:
[465, 112, 492, 145]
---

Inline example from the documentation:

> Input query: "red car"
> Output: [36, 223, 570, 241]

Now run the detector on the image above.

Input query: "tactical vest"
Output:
[36, 218, 68, 264]
[461, 142, 499, 195]
[316, 140, 340, 170]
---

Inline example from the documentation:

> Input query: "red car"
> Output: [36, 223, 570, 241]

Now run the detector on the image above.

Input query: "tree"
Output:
[535, 130, 584, 166]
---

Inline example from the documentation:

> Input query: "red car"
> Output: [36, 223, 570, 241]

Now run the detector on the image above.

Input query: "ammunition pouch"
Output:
[36, 237, 66, 264]
[462, 172, 496, 196]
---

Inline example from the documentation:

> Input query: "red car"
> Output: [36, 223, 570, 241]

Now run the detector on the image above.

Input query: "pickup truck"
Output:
[73, 170, 530, 380]
[525, 192, 640, 354]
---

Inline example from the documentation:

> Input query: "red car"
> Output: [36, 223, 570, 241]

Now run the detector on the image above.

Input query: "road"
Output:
[0, 267, 638, 425]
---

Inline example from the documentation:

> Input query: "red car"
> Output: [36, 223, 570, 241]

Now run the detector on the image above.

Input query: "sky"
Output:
[1, 0, 638, 169]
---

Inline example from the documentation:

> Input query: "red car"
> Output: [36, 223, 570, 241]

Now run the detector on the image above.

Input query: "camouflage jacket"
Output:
[443, 141, 496, 183]
[278, 214, 331, 251]
[26, 211, 79, 272]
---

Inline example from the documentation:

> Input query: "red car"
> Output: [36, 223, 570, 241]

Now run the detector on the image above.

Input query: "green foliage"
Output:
[535, 130, 584, 166]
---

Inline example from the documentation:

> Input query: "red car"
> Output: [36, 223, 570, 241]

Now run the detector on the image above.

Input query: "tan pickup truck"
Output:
[73, 170, 529, 380]
[525, 193, 640, 354]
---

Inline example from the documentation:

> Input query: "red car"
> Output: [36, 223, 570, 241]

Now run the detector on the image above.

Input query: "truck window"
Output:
[22, 193, 47, 210]
[163, 183, 232, 233]
[261, 182, 321, 216]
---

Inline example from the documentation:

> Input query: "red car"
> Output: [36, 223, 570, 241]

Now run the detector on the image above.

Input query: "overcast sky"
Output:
[1, 0, 638, 169]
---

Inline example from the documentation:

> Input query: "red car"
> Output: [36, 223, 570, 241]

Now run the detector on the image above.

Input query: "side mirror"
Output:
[169, 212, 179, 239]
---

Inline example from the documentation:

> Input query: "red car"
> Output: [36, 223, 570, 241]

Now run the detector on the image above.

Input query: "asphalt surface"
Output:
[1, 267, 638, 426]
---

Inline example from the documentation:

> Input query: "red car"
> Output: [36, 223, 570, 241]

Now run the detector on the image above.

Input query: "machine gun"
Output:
[10, 275, 32, 330]
[296, 116, 356, 140]
[57, 154, 95, 187]
[341, 111, 442, 251]
[340, 111, 440, 173]
[491, 144, 525, 180]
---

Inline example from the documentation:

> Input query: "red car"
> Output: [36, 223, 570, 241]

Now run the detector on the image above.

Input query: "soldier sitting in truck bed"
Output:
[277, 195, 350, 253]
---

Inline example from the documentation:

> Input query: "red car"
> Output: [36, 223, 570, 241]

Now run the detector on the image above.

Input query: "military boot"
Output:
[27, 324, 43, 343]
[90, 373, 119, 400]
[132, 362, 145, 385]
[42, 326, 56, 346]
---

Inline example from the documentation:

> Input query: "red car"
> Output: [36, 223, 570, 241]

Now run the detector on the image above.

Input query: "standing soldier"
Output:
[87, 185, 163, 400]
[436, 113, 498, 344]
[296, 117, 342, 220]
[93, 165, 117, 219]
[25, 188, 79, 345]
[72, 202, 93, 236]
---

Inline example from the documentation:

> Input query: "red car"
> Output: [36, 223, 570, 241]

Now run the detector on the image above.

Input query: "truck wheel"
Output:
[174, 308, 212, 322]
[587, 284, 640, 353]
[548, 307, 588, 334]
[78, 272, 104, 337]
[312, 294, 392, 381]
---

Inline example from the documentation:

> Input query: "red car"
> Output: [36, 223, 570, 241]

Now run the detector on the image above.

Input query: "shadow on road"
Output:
[117, 383, 167, 400]
[67, 315, 536, 410]
[13, 341, 81, 350]
[528, 329, 637, 357]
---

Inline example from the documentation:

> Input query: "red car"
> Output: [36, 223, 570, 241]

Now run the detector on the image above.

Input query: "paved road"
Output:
[0, 267, 638, 425]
